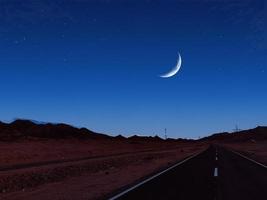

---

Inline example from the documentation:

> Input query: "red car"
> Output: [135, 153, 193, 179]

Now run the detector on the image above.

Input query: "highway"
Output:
[109, 146, 267, 200]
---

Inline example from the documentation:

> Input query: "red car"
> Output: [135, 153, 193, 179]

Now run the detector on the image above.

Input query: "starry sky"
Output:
[0, 0, 266, 138]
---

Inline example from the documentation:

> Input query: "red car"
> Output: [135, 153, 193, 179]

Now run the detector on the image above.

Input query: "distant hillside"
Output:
[0, 120, 192, 142]
[202, 126, 267, 142]
[0, 119, 110, 140]
[1, 119, 266, 142]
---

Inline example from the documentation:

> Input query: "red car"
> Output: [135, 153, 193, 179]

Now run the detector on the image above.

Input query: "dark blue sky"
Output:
[0, 0, 266, 138]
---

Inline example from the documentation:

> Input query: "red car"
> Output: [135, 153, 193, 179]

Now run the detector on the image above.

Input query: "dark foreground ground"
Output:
[0, 139, 205, 200]
[1, 121, 266, 200]
[110, 145, 267, 200]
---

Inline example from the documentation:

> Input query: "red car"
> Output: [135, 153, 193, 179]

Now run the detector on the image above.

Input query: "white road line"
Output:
[215, 156, 218, 161]
[109, 149, 207, 200]
[214, 167, 218, 177]
[230, 150, 267, 169]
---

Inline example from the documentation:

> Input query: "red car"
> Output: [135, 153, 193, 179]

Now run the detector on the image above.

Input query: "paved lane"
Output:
[110, 145, 267, 200]
[217, 147, 267, 200]
[111, 146, 216, 200]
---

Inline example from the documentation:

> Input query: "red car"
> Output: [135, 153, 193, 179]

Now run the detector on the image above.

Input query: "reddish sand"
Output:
[222, 141, 267, 165]
[0, 139, 206, 200]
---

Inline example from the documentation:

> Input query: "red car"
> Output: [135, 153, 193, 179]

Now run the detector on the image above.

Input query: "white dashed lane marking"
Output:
[214, 167, 218, 177]
[215, 149, 218, 176]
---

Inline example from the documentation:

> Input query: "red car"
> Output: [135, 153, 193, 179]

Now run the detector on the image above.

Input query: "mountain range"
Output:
[0, 119, 266, 142]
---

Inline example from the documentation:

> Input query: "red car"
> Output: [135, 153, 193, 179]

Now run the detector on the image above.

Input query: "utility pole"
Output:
[233, 124, 241, 133]
[164, 128, 167, 140]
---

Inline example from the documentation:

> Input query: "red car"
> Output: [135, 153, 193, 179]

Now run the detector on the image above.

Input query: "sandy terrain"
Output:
[0, 138, 179, 166]
[0, 139, 206, 200]
[222, 141, 267, 165]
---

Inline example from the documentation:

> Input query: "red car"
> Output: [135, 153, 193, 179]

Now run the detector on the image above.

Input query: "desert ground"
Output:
[0, 121, 266, 200]
[0, 137, 206, 200]
[222, 141, 267, 165]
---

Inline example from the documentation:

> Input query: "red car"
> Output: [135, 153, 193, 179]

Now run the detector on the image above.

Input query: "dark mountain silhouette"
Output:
[114, 134, 126, 140]
[202, 126, 267, 142]
[1, 119, 266, 142]
[128, 135, 164, 142]
[0, 119, 110, 140]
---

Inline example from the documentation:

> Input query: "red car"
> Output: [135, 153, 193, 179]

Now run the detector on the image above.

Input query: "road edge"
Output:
[230, 149, 267, 169]
[108, 148, 207, 200]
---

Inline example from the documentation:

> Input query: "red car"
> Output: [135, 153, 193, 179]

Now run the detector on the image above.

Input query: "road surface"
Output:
[109, 145, 267, 200]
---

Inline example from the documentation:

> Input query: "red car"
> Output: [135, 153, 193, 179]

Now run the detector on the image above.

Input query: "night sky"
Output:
[0, 0, 266, 138]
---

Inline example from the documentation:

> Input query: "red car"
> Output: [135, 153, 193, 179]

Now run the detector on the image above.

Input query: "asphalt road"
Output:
[110, 145, 267, 200]
[217, 147, 267, 200]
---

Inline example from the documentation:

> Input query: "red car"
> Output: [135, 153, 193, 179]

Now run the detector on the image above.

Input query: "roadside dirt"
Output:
[0, 139, 206, 200]
[222, 141, 267, 165]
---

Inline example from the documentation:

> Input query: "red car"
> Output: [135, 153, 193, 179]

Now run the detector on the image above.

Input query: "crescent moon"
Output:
[160, 53, 182, 78]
